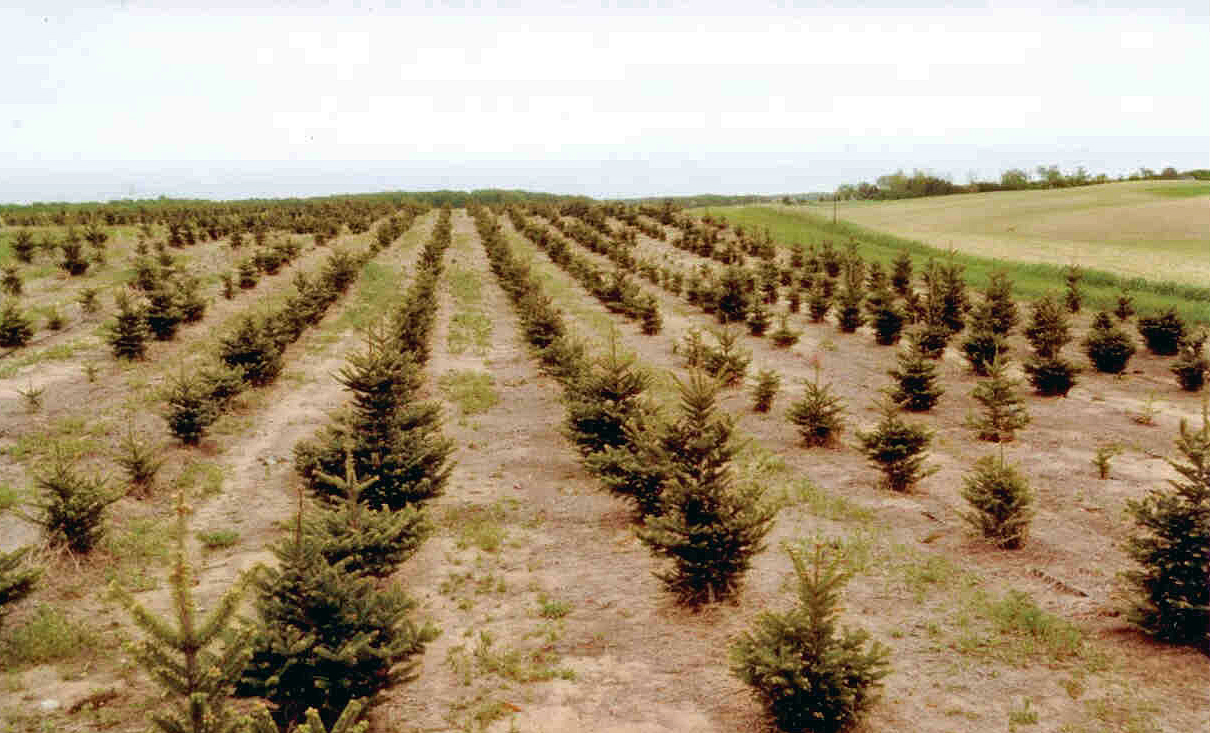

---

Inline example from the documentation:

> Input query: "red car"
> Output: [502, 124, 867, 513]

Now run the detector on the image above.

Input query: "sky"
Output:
[2, 1, 1207, 203]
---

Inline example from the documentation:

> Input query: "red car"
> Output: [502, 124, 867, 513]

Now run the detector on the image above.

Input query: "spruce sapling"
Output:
[960, 453, 1034, 549]
[1123, 402, 1210, 650]
[856, 397, 934, 492]
[731, 544, 890, 733]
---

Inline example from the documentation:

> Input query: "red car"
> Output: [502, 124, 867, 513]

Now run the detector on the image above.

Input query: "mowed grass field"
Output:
[696, 179, 1210, 324]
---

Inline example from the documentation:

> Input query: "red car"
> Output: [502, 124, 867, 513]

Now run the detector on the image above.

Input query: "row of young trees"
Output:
[91, 209, 455, 732]
[473, 202, 890, 732]
[158, 210, 421, 445]
[505, 207, 662, 334]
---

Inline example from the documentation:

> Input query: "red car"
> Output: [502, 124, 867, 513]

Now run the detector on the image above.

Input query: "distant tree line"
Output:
[834, 164, 1203, 201]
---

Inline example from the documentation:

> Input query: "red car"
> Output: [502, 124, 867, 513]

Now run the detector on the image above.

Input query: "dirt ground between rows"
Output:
[0, 207, 1206, 733]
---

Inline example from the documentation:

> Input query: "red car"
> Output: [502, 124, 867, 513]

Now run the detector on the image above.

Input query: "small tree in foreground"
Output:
[751, 369, 781, 412]
[1123, 402, 1210, 651]
[0, 300, 34, 348]
[960, 454, 1034, 549]
[107, 291, 150, 360]
[731, 544, 890, 733]
[637, 373, 775, 605]
[113, 498, 250, 733]
[856, 398, 934, 492]
[1138, 308, 1186, 356]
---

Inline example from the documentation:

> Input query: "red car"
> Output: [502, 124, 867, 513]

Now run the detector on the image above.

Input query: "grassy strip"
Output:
[697, 206, 1210, 324]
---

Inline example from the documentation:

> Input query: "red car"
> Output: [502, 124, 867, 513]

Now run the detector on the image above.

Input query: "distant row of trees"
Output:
[833, 165, 1204, 201]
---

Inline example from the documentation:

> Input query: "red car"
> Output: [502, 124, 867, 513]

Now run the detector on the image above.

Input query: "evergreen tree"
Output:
[165, 371, 219, 446]
[1024, 294, 1070, 359]
[1, 265, 21, 296]
[296, 327, 452, 510]
[1171, 329, 1208, 392]
[0, 548, 40, 628]
[983, 270, 1019, 335]
[960, 310, 1009, 377]
[1123, 403, 1210, 651]
[243, 701, 368, 733]
[1023, 356, 1079, 397]
[890, 251, 913, 296]
[807, 284, 832, 323]
[563, 341, 652, 456]
[747, 299, 772, 336]
[731, 545, 890, 733]
[116, 423, 166, 496]
[1083, 311, 1136, 374]
[58, 237, 90, 276]
[0, 300, 34, 348]
[1064, 264, 1083, 313]
[1114, 292, 1135, 322]
[751, 369, 781, 412]
[113, 498, 250, 733]
[856, 398, 934, 492]
[305, 450, 431, 578]
[11, 230, 35, 263]
[220, 316, 283, 387]
[769, 316, 800, 348]
[960, 454, 1034, 549]
[637, 373, 775, 605]
[146, 282, 184, 341]
[1137, 308, 1187, 356]
[867, 289, 905, 346]
[239, 527, 437, 729]
[715, 265, 751, 324]
[107, 290, 150, 360]
[34, 453, 117, 554]
[968, 354, 1030, 443]
[787, 369, 846, 448]
[888, 342, 943, 412]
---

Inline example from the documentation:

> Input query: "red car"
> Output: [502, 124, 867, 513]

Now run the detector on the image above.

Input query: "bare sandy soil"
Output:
[0, 208, 1206, 733]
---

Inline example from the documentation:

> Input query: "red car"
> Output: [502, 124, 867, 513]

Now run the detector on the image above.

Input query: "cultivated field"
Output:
[812, 180, 1210, 287]
[0, 195, 1207, 733]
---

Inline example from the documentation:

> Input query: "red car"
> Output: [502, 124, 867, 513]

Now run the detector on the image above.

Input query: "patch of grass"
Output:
[470, 631, 576, 684]
[1008, 699, 1039, 728]
[0, 604, 98, 669]
[103, 518, 172, 592]
[1144, 182, 1210, 198]
[0, 483, 26, 511]
[439, 370, 500, 416]
[536, 594, 573, 620]
[767, 478, 875, 524]
[448, 265, 483, 305]
[897, 552, 972, 603]
[197, 528, 239, 550]
[321, 261, 400, 334]
[953, 589, 1106, 670]
[448, 311, 492, 355]
[444, 502, 509, 554]
[176, 458, 224, 499]
[9, 417, 108, 466]
[0, 340, 93, 380]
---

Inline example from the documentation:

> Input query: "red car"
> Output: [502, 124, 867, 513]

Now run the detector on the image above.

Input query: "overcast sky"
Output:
[3, 1, 1207, 203]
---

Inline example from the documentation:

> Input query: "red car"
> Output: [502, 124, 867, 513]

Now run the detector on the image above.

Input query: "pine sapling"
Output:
[637, 372, 775, 605]
[1093, 442, 1120, 479]
[1123, 402, 1210, 650]
[1137, 308, 1186, 356]
[857, 397, 934, 492]
[968, 353, 1030, 442]
[751, 369, 781, 412]
[788, 365, 846, 448]
[1064, 264, 1083, 313]
[107, 290, 150, 360]
[960, 453, 1034, 549]
[769, 315, 800, 348]
[113, 497, 251, 733]
[1114, 292, 1135, 322]
[1, 265, 21, 296]
[1171, 329, 1208, 392]
[888, 341, 943, 412]
[0, 300, 34, 348]
[731, 544, 890, 733]
[33, 452, 118, 554]
[1083, 311, 1136, 374]
[116, 423, 166, 496]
